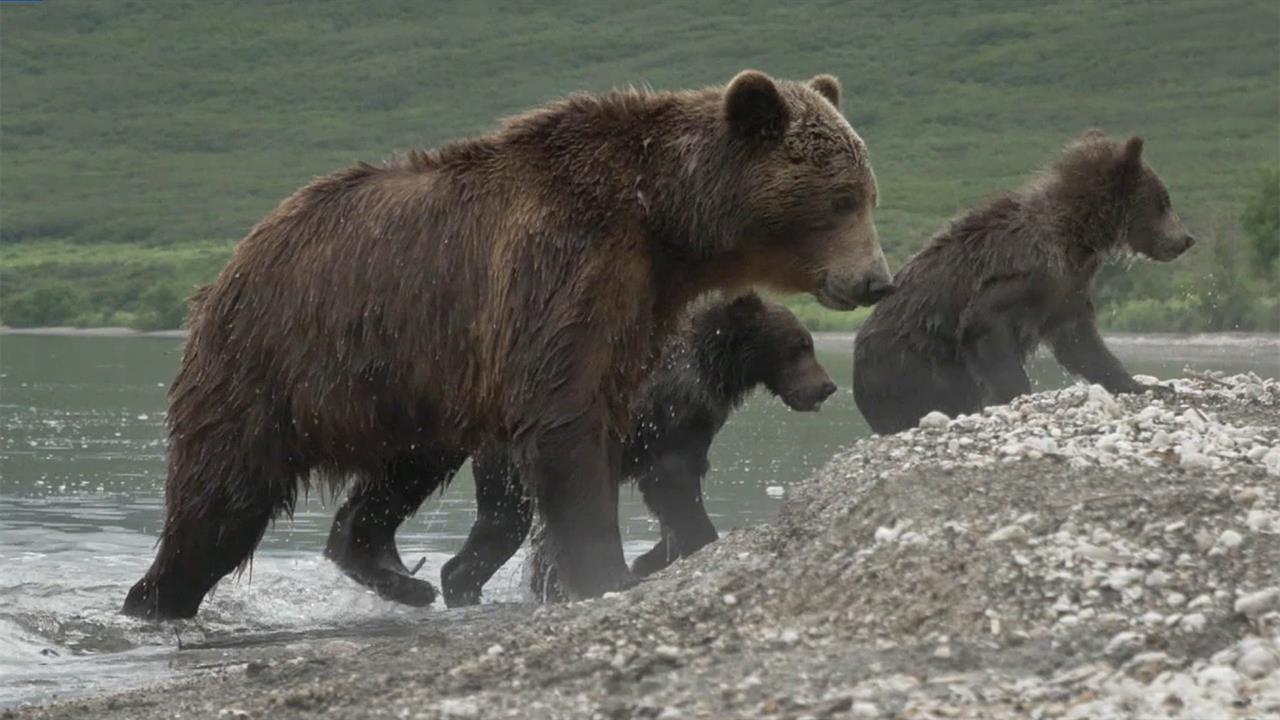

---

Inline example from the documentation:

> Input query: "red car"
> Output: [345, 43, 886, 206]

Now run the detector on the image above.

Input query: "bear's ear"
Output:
[1121, 136, 1144, 166]
[1115, 136, 1145, 192]
[1080, 128, 1107, 142]
[725, 70, 789, 139]
[725, 290, 765, 316]
[809, 74, 841, 107]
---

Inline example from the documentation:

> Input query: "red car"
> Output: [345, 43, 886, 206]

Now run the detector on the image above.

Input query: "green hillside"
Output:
[1, 1, 1277, 330]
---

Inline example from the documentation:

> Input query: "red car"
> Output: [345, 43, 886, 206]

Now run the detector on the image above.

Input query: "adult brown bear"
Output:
[123, 71, 893, 620]
[853, 131, 1194, 435]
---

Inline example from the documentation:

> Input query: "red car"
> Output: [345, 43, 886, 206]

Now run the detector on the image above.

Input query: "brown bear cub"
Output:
[123, 70, 892, 619]
[853, 131, 1194, 435]
[421, 292, 835, 607]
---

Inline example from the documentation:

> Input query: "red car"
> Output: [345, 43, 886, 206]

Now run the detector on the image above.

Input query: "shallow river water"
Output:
[1, 332, 1277, 707]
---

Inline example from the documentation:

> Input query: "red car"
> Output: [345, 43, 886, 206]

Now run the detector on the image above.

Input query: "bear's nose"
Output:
[819, 380, 837, 399]
[1183, 234, 1196, 250]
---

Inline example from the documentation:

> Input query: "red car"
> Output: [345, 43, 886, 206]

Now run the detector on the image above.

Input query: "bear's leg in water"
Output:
[631, 451, 718, 577]
[440, 447, 533, 607]
[122, 432, 296, 620]
[325, 448, 466, 607]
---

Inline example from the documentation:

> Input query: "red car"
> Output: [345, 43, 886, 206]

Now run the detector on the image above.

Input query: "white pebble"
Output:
[1217, 529, 1244, 550]
[1263, 446, 1280, 476]
[1105, 631, 1144, 656]
[1180, 613, 1207, 633]
[987, 524, 1029, 544]
[437, 698, 480, 718]
[918, 411, 950, 430]
[850, 702, 880, 718]
[1234, 587, 1279, 619]
[1235, 641, 1279, 679]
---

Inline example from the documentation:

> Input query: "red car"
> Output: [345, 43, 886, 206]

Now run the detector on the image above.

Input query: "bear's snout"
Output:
[784, 379, 837, 412]
[815, 270, 895, 310]
[858, 276, 896, 304]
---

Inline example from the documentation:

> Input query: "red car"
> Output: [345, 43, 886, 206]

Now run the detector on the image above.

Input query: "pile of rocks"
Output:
[391, 373, 1279, 718]
[18, 373, 1280, 719]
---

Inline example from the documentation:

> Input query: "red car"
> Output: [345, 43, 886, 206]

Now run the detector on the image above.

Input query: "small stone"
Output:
[1104, 568, 1144, 589]
[849, 702, 880, 718]
[1075, 543, 1128, 564]
[933, 644, 952, 659]
[1217, 529, 1244, 549]
[987, 524, 1029, 544]
[1262, 446, 1280, 476]
[1105, 631, 1144, 656]
[486, 644, 504, 656]
[765, 485, 785, 498]
[1179, 613, 1207, 633]
[437, 698, 480, 719]
[1235, 641, 1280, 679]
[655, 645, 682, 661]
[1127, 651, 1174, 681]
[1180, 450, 1212, 470]
[1145, 569, 1171, 588]
[1197, 665, 1241, 688]
[918, 411, 950, 430]
[1246, 509, 1280, 533]
[1232, 487, 1261, 506]
[874, 526, 900, 543]
[722, 593, 738, 607]
[1234, 587, 1280, 619]
[1166, 592, 1187, 607]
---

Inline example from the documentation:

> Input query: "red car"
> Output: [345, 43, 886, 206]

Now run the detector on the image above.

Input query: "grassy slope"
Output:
[1, 0, 1277, 328]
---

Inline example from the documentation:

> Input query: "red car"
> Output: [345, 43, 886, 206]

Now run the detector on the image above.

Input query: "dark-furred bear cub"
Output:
[438, 292, 835, 606]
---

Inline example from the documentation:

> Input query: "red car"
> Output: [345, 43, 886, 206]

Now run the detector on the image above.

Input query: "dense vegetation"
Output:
[1, 1, 1276, 331]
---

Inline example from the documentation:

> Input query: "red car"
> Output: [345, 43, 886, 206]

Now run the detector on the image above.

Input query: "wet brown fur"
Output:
[124, 71, 891, 618]
[853, 131, 1195, 434]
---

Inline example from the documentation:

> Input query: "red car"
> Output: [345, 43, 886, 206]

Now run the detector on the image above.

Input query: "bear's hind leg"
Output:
[440, 447, 532, 608]
[122, 450, 294, 620]
[325, 449, 465, 607]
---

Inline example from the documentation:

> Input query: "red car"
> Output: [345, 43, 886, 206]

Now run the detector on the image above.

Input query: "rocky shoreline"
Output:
[11, 373, 1280, 719]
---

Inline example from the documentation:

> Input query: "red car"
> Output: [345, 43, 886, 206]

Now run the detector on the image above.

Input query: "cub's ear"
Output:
[1117, 136, 1145, 188]
[1121, 136, 1144, 166]
[725, 70, 789, 138]
[725, 290, 766, 315]
[809, 74, 841, 107]
[1080, 128, 1107, 142]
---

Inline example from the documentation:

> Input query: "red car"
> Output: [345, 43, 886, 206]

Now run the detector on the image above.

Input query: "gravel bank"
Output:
[11, 373, 1280, 720]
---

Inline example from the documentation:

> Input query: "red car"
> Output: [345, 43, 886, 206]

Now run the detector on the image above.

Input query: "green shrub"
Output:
[1242, 168, 1279, 274]
[131, 283, 188, 330]
[1, 285, 89, 327]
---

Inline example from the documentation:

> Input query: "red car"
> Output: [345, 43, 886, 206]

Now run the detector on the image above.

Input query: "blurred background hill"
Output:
[1, 0, 1276, 330]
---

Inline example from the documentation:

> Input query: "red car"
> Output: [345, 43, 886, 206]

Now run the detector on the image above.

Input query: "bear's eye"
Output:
[831, 191, 860, 216]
